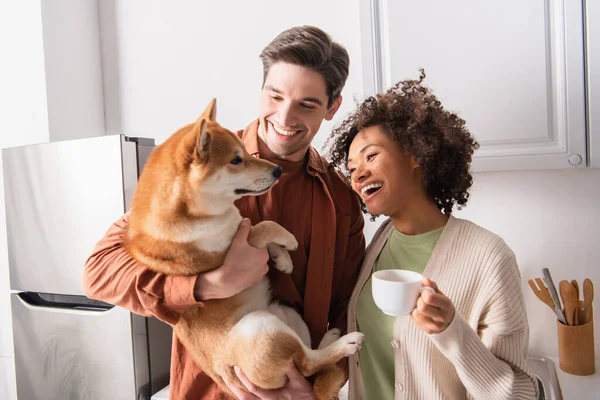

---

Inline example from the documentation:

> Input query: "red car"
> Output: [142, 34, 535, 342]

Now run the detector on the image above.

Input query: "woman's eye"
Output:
[366, 153, 378, 161]
[231, 156, 243, 165]
[348, 167, 356, 174]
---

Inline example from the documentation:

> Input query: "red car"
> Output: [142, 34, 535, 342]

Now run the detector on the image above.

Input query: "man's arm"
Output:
[83, 213, 198, 325]
[83, 214, 269, 326]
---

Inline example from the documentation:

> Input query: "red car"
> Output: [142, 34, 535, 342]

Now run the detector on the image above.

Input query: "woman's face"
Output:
[347, 125, 421, 218]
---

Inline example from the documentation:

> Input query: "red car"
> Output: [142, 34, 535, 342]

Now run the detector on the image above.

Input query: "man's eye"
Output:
[231, 156, 243, 165]
[270, 95, 282, 101]
[301, 103, 316, 110]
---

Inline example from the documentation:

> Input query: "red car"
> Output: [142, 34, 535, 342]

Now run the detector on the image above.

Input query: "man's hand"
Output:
[411, 277, 455, 334]
[194, 218, 269, 300]
[223, 361, 316, 400]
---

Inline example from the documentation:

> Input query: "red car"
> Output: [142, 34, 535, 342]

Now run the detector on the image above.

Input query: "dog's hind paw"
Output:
[338, 332, 365, 355]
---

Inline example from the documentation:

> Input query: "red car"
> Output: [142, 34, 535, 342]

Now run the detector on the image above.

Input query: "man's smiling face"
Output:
[258, 62, 341, 161]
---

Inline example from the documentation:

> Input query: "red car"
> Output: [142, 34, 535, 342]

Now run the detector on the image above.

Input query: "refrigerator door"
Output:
[2, 135, 143, 295]
[11, 293, 153, 400]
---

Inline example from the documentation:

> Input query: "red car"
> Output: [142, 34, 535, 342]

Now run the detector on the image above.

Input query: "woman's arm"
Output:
[425, 255, 537, 400]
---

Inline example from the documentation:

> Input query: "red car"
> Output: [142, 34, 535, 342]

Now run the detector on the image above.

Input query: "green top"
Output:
[356, 226, 445, 400]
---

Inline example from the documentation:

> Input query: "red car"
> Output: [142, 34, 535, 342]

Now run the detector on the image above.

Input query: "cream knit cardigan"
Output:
[347, 216, 537, 400]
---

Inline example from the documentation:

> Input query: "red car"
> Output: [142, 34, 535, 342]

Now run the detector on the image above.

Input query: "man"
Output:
[83, 25, 365, 399]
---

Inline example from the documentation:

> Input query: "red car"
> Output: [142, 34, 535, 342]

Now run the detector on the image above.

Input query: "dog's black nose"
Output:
[272, 166, 282, 178]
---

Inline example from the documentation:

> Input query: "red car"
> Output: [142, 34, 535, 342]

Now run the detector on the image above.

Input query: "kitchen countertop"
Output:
[151, 357, 599, 400]
[546, 356, 599, 400]
[152, 384, 169, 400]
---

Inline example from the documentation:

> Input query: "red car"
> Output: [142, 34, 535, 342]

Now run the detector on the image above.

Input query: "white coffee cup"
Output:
[372, 270, 435, 316]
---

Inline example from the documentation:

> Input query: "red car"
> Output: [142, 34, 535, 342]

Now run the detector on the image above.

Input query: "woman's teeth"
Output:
[273, 124, 299, 136]
[361, 182, 383, 196]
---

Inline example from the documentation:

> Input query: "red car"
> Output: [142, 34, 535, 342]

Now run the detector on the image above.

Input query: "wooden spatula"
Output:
[571, 279, 580, 325]
[559, 280, 579, 326]
[528, 278, 557, 312]
[582, 278, 594, 324]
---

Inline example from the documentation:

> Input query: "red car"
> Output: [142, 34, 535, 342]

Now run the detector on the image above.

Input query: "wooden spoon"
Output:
[559, 280, 579, 326]
[571, 279, 580, 325]
[582, 278, 594, 324]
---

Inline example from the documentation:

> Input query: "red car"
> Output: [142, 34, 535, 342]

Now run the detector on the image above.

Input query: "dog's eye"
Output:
[231, 156, 243, 165]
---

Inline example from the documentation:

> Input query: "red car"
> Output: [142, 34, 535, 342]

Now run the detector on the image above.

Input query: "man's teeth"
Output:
[361, 183, 383, 196]
[273, 124, 298, 136]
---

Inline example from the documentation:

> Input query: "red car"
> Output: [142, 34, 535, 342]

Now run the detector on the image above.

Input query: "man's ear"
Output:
[324, 96, 343, 121]
[195, 119, 211, 160]
[198, 98, 217, 122]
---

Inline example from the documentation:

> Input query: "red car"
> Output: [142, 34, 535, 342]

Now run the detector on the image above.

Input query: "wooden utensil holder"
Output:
[557, 310, 595, 375]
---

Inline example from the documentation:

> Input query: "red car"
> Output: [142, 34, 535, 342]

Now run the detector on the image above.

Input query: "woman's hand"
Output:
[411, 277, 455, 334]
[223, 360, 316, 400]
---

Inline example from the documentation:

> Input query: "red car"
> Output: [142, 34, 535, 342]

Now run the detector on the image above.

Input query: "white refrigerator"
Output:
[3, 135, 172, 400]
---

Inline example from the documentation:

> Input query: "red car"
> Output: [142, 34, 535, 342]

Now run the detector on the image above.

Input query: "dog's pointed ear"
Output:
[198, 98, 217, 122]
[195, 119, 211, 160]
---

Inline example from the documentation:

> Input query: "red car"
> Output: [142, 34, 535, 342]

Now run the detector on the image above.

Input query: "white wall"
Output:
[97, 0, 365, 150]
[454, 169, 600, 359]
[40, 0, 105, 141]
[0, 1, 50, 398]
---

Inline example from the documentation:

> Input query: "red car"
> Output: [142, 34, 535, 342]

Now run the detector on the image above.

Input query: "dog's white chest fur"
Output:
[193, 208, 243, 252]
[145, 207, 242, 253]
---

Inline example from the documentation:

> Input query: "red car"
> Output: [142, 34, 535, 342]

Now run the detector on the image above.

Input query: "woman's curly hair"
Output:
[326, 69, 479, 216]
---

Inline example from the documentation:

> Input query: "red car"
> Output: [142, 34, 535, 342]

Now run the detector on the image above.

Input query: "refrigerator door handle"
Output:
[16, 292, 115, 315]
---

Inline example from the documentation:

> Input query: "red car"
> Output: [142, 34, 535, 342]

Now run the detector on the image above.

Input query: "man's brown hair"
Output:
[260, 26, 349, 108]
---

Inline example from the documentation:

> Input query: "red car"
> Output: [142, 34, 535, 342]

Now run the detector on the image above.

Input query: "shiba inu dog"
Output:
[124, 99, 364, 399]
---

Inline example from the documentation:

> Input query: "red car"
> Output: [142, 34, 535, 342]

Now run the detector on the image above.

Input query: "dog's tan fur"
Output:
[124, 99, 363, 399]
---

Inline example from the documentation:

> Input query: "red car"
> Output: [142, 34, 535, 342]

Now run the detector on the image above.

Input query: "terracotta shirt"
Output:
[254, 157, 313, 306]
[82, 119, 366, 400]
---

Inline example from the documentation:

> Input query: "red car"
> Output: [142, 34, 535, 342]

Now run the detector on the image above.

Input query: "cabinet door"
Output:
[360, 0, 586, 171]
[586, 0, 600, 168]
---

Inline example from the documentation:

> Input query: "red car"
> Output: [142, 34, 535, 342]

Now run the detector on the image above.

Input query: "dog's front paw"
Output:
[338, 332, 365, 355]
[267, 243, 293, 274]
[278, 232, 298, 252]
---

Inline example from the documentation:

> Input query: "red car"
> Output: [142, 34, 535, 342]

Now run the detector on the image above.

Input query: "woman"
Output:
[326, 71, 537, 400]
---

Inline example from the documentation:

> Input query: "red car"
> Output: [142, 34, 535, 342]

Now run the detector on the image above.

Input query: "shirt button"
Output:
[391, 340, 399, 348]
[395, 383, 404, 392]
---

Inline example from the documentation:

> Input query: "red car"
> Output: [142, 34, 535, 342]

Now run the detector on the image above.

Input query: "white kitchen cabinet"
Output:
[360, 0, 587, 172]
[586, 0, 600, 168]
